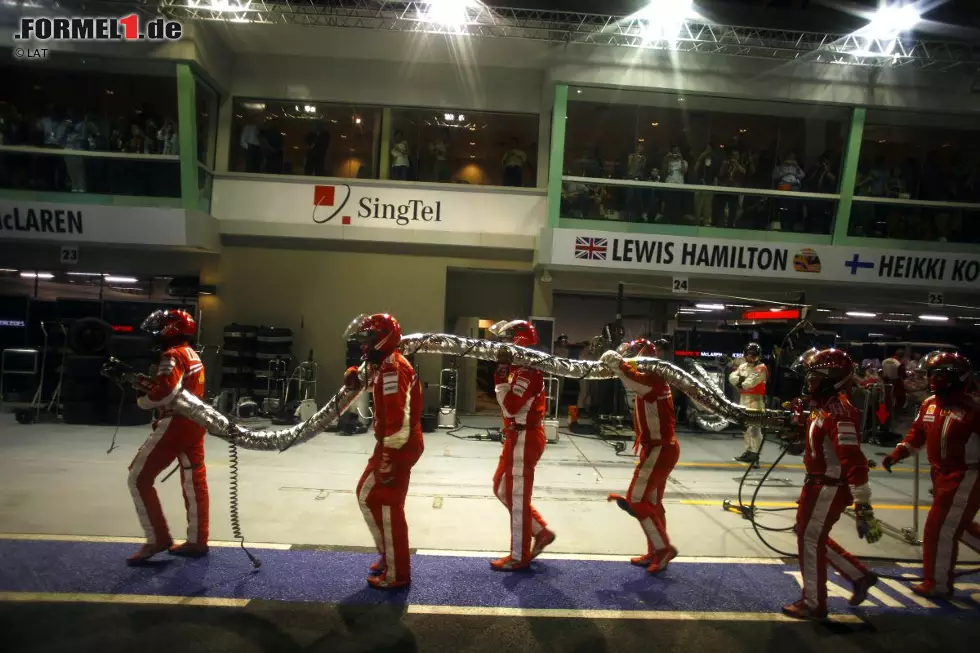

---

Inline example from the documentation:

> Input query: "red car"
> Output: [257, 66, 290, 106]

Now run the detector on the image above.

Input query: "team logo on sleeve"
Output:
[513, 377, 530, 397]
[836, 421, 858, 445]
[382, 373, 399, 395]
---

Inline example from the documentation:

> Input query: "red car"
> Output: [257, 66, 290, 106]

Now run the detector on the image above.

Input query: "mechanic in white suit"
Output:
[730, 342, 768, 466]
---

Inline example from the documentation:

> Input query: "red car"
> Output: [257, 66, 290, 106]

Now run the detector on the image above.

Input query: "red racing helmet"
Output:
[490, 319, 538, 348]
[926, 352, 971, 396]
[799, 348, 854, 398]
[616, 338, 664, 358]
[344, 313, 402, 360]
[141, 309, 196, 341]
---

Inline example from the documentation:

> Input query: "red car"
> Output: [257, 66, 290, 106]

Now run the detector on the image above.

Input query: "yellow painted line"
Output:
[0, 533, 292, 550]
[675, 461, 924, 474]
[407, 605, 862, 623]
[681, 500, 926, 511]
[0, 591, 248, 608]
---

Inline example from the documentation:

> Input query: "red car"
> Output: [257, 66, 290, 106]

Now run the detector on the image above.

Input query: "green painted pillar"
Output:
[176, 64, 199, 211]
[547, 84, 569, 228]
[380, 107, 392, 180]
[832, 107, 866, 243]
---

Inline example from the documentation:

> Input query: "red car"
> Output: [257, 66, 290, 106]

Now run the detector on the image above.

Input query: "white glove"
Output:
[599, 350, 625, 371]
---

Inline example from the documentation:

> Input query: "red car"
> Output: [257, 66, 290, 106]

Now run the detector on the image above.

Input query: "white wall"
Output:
[550, 44, 980, 116]
[229, 54, 544, 114]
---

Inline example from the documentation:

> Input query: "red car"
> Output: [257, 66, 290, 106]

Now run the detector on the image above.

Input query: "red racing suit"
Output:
[795, 394, 874, 613]
[614, 360, 678, 556]
[355, 352, 424, 584]
[128, 344, 208, 547]
[888, 394, 980, 593]
[494, 363, 548, 564]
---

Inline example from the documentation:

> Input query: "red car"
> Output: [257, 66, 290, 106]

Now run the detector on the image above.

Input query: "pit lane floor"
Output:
[0, 412, 970, 564]
[2, 413, 979, 652]
[0, 536, 978, 653]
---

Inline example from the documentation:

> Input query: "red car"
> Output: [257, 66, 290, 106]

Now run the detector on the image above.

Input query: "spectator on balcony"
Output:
[428, 129, 450, 183]
[692, 141, 720, 226]
[260, 119, 283, 174]
[304, 125, 330, 177]
[718, 146, 747, 228]
[240, 119, 263, 173]
[771, 151, 805, 231]
[805, 150, 837, 234]
[502, 137, 528, 187]
[885, 166, 908, 199]
[391, 130, 411, 181]
[661, 143, 688, 223]
[36, 104, 68, 190]
[64, 110, 97, 193]
[157, 119, 178, 156]
[624, 142, 647, 221]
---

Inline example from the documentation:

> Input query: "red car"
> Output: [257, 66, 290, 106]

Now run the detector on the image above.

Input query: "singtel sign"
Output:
[313, 185, 442, 227]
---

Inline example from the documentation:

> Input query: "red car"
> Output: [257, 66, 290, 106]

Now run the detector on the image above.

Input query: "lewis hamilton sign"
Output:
[541, 228, 980, 290]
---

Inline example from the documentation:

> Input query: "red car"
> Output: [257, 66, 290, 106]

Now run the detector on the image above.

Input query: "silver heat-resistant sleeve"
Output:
[169, 363, 373, 451]
[397, 333, 787, 429]
[170, 333, 786, 446]
[687, 362, 734, 432]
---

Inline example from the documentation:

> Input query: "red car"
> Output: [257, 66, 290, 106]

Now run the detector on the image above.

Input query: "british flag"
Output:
[574, 236, 608, 261]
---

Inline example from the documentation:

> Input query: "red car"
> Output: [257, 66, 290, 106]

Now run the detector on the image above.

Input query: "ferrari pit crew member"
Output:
[601, 338, 679, 574]
[882, 352, 980, 598]
[783, 348, 882, 620]
[127, 309, 209, 565]
[345, 313, 424, 590]
[730, 343, 768, 466]
[490, 319, 556, 570]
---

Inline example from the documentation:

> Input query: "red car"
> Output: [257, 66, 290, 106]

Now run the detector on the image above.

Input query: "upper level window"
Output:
[389, 108, 538, 187]
[230, 98, 380, 179]
[563, 88, 848, 234]
[0, 59, 179, 198]
[850, 109, 980, 244]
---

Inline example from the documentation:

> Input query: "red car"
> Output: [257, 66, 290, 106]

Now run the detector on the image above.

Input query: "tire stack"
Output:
[254, 326, 293, 402]
[221, 324, 257, 402]
[61, 317, 113, 425]
[105, 333, 154, 426]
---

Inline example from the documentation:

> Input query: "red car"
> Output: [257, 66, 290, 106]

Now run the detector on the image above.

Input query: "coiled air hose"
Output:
[228, 440, 262, 568]
[736, 437, 979, 581]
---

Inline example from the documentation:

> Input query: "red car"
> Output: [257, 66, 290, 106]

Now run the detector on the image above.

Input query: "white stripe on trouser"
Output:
[802, 486, 837, 610]
[127, 419, 171, 545]
[826, 547, 862, 582]
[382, 505, 395, 580]
[178, 453, 198, 543]
[630, 446, 660, 504]
[358, 474, 383, 554]
[961, 527, 980, 553]
[511, 433, 526, 563]
[744, 426, 762, 453]
[641, 518, 666, 550]
[935, 470, 978, 592]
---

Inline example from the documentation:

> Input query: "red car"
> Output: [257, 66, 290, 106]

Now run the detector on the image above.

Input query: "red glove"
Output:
[376, 449, 396, 485]
[494, 364, 511, 385]
[344, 366, 362, 391]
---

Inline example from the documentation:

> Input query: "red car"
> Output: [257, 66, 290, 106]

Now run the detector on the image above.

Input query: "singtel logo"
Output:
[312, 185, 443, 227]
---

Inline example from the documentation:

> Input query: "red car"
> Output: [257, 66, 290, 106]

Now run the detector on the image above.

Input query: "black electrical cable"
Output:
[737, 437, 980, 580]
[228, 440, 261, 569]
[105, 381, 127, 456]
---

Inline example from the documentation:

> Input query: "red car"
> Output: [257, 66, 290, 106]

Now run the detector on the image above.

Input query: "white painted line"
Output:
[0, 533, 292, 550]
[416, 549, 785, 565]
[407, 604, 862, 623]
[0, 591, 249, 608]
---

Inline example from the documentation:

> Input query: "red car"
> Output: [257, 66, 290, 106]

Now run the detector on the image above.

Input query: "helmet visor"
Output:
[342, 314, 374, 343]
[140, 310, 167, 336]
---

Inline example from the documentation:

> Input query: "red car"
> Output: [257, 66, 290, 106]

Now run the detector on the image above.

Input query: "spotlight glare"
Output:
[918, 314, 949, 322]
[846, 311, 877, 318]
